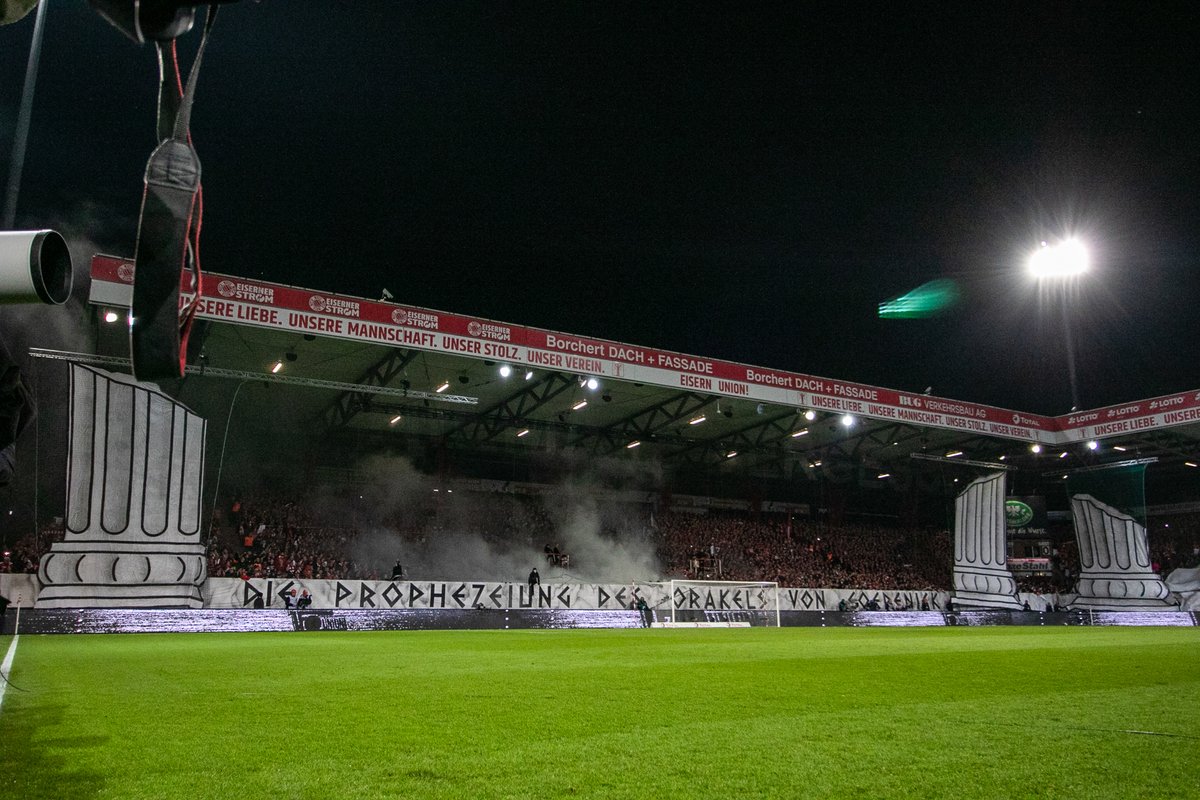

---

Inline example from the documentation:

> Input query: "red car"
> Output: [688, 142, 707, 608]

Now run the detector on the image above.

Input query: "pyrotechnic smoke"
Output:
[332, 451, 665, 584]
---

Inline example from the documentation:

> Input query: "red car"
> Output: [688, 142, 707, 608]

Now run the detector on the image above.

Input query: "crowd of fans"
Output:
[655, 512, 952, 590]
[205, 495, 363, 581]
[4, 493, 1199, 592]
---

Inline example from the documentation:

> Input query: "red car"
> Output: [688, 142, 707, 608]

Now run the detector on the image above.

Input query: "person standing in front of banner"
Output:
[528, 567, 540, 597]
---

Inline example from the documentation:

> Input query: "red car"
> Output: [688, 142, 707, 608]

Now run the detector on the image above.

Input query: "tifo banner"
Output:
[203, 578, 948, 613]
[89, 257, 1055, 442]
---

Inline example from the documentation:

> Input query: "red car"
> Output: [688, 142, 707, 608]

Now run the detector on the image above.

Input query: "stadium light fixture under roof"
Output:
[626, 440, 641, 449]
[436, 380, 450, 393]
[841, 414, 855, 427]
[389, 414, 402, 425]
[572, 400, 588, 411]
[499, 365, 512, 377]
[804, 410, 817, 421]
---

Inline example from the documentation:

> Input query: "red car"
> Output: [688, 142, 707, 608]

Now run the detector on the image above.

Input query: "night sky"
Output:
[3, 1, 1199, 415]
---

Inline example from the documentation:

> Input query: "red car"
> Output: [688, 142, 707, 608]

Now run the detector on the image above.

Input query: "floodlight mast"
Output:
[1028, 239, 1088, 411]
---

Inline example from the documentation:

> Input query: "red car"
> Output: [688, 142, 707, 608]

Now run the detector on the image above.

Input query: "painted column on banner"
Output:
[952, 472, 1022, 609]
[37, 364, 207, 608]
[1069, 494, 1176, 610]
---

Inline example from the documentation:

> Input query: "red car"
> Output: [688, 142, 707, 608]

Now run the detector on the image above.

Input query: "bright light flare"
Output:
[436, 380, 450, 393]
[103, 310, 120, 323]
[389, 415, 402, 425]
[840, 414, 854, 427]
[271, 361, 283, 374]
[1028, 239, 1088, 279]
[572, 400, 588, 411]
[499, 365, 512, 378]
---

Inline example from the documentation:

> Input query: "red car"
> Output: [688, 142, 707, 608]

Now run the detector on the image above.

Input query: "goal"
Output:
[661, 580, 780, 627]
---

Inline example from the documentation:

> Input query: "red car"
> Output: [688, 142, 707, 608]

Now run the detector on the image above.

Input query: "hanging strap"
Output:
[130, 6, 217, 381]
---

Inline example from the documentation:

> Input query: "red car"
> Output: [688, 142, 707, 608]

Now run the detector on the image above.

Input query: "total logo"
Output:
[391, 308, 439, 330]
[309, 295, 360, 317]
[117, 262, 136, 282]
[1010, 413, 1040, 427]
[466, 320, 511, 341]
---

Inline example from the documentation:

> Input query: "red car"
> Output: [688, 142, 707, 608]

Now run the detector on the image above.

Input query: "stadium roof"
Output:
[76, 255, 1200, 510]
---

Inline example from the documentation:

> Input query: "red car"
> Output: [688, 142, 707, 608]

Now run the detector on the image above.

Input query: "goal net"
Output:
[662, 580, 780, 627]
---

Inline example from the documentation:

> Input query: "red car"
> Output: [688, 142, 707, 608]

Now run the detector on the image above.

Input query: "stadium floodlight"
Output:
[946, 451, 963, 458]
[725, 450, 737, 459]
[1087, 440, 1099, 450]
[1112, 445, 1127, 452]
[804, 410, 817, 421]
[1059, 451, 1069, 459]
[841, 414, 854, 427]
[389, 414, 402, 425]
[1186, 461, 1198, 468]
[585, 377, 599, 391]
[1028, 237, 1087, 410]
[877, 473, 890, 479]
[1028, 239, 1088, 279]
[436, 380, 450, 393]
[572, 400, 588, 411]
[270, 360, 283, 374]
[499, 365, 512, 378]
[625, 440, 641, 449]
[516, 428, 530, 437]
[790, 428, 809, 437]
[689, 414, 706, 425]
[1031, 444, 1042, 454]
[525, 370, 534, 381]
[104, 310, 120, 323]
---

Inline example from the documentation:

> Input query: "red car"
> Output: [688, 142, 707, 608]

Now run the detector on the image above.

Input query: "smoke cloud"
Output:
[336, 451, 665, 585]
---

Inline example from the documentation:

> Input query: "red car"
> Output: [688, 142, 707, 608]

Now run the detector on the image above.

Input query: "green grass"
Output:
[0, 626, 1197, 799]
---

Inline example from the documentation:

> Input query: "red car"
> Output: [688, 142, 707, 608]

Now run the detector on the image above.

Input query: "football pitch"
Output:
[0, 626, 1196, 799]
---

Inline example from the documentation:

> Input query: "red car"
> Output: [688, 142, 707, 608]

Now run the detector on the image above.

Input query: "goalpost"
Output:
[661, 579, 781, 627]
